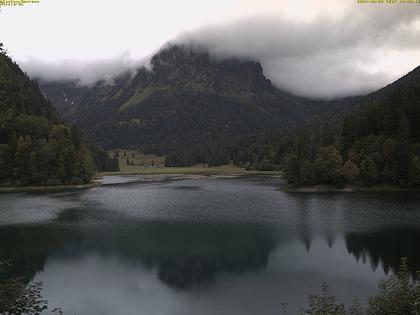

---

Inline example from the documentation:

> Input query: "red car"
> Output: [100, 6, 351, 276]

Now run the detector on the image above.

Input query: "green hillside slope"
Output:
[0, 46, 97, 186]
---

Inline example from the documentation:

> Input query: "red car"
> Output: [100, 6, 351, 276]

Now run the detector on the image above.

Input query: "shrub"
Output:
[299, 258, 420, 315]
[0, 261, 47, 315]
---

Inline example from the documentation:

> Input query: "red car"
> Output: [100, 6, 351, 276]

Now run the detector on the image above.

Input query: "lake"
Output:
[1, 176, 420, 315]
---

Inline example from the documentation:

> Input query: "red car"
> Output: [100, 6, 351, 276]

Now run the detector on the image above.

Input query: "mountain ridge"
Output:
[38, 44, 420, 166]
[39, 45, 323, 157]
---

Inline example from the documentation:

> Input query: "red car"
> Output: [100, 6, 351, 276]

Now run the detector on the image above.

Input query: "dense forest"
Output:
[0, 44, 118, 187]
[167, 65, 420, 189]
[273, 69, 420, 187]
[89, 143, 120, 173]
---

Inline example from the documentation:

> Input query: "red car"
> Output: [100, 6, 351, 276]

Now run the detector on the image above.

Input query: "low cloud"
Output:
[18, 3, 420, 98]
[175, 4, 420, 98]
[19, 53, 150, 86]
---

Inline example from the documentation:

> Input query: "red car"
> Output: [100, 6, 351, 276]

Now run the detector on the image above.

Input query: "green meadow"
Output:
[103, 150, 282, 176]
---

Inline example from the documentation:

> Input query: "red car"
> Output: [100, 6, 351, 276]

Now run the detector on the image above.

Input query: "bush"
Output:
[244, 162, 253, 171]
[257, 160, 276, 171]
[314, 146, 344, 185]
[69, 177, 83, 185]
[299, 258, 420, 315]
[359, 157, 378, 186]
[0, 261, 47, 315]
[342, 160, 360, 184]
[299, 282, 347, 315]
[367, 258, 420, 315]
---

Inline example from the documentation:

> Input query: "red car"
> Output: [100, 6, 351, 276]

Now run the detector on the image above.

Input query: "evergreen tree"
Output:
[314, 146, 344, 185]
[78, 144, 95, 183]
[359, 157, 378, 186]
[342, 160, 360, 184]
[14, 136, 33, 185]
[0, 144, 13, 180]
[285, 154, 300, 184]
[0, 48, 97, 186]
[299, 160, 314, 185]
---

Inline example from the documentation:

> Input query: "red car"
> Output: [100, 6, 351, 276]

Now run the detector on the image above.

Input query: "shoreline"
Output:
[99, 168, 283, 177]
[0, 181, 102, 193]
[0, 171, 282, 193]
[281, 184, 420, 193]
[2, 175, 419, 193]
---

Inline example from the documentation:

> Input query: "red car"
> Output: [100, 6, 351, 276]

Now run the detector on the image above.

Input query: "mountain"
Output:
[278, 65, 420, 187]
[40, 44, 344, 165]
[0, 47, 116, 187]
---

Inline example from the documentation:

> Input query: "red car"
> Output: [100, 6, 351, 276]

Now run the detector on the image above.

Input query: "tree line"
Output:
[0, 45, 118, 187]
[164, 78, 420, 189]
[280, 86, 420, 187]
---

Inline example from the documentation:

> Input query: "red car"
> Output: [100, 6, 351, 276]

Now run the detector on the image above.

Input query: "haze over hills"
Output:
[39, 44, 359, 163]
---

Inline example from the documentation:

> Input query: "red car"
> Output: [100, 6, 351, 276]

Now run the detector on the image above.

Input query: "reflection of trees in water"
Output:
[0, 227, 56, 283]
[86, 222, 280, 289]
[0, 219, 280, 289]
[0, 207, 87, 283]
[299, 229, 339, 253]
[0, 224, 79, 284]
[345, 228, 420, 276]
[324, 231, 337, 249]
[155, 230, 276, 289]
[4, 206, 419, 292]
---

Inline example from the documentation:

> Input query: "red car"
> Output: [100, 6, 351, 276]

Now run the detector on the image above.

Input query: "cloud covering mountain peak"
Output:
[17, 2, 420, 98]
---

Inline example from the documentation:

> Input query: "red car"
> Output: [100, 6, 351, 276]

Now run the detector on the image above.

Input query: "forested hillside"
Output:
[39, 44, 420, 180]
[0, 44, 117, 187]
[276, 66, 420, 187]
[40, 44, 351, 166]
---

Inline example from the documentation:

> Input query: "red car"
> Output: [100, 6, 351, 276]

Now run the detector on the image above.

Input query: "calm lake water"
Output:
[1, 176, 420, 314]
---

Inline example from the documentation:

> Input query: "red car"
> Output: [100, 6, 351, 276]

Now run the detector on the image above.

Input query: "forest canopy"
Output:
[0, 45, 118, 187]
[278, 85, 420, 187]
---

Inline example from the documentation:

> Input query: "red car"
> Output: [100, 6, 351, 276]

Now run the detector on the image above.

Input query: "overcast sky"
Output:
[1, 0, 420, 98]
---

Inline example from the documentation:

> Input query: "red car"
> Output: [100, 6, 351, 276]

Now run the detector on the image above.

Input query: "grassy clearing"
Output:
[118, 86, 156, 112]
[104, 150, 282, 176]
[109, 150, 165, 172]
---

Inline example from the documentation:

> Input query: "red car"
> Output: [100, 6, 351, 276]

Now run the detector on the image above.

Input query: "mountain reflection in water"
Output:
[0, 176, 420, 314]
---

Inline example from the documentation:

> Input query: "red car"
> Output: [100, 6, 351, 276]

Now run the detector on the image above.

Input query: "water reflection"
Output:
[346, 227, 420, 276]
[0, 224, 76, 282]
[2, 218, 420, 289]
[0, 220, 279, 289]
[0, 177, 419, 314]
